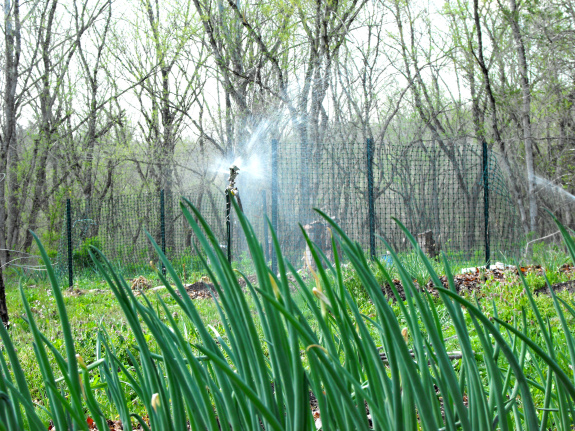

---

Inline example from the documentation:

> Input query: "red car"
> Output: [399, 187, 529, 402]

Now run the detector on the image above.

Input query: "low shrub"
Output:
[73, 236, 102, 268]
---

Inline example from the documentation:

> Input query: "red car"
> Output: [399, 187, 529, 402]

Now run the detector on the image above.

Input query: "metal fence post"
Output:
[66, 198, 73, 288]
[226, 189, 232, 263]
[271, 138, 279, 274]
[160, 189, 166, 275]
[482, 141, 490, 265]
[262, 189, 269, 262]
[367, 138, 376, 260]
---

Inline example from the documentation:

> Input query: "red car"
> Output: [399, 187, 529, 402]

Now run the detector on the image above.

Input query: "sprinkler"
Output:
[225, 165, 243, 263]
[226, 165, 243, 210]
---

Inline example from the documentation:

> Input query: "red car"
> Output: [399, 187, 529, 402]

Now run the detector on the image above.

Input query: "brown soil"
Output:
[175, 281, 218, 300]
[534, 279, 575, 296]
[237, 274, 259, 288]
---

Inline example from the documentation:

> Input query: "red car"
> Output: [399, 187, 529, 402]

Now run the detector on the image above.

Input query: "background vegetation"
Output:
[1, 0, 574, 260]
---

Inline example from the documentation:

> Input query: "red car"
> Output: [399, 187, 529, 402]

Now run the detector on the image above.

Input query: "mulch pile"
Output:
[237, 274, 259, 288]
[105, 419, 124, 430]
[381, 264, 575, 301]
[381, 271, 498, 301]
[531, 263, 575, 295]
[130, 276, 153, 291]
[173, 275, 260, 300]
[175, 281, 218, 300]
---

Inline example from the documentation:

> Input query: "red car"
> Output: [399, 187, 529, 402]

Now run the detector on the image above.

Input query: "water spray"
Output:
[225, 165, 243, 263]
[535, 175, 575, 202]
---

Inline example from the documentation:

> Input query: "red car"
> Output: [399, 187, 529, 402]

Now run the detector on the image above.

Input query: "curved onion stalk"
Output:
[1, 203, 575, 430]
[318, 209, 575, 431]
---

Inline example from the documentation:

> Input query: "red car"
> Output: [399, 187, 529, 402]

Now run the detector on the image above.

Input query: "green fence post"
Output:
[66, 198, 73, 288]
[482, 141, 490, 265]
[367, 138, 376, 260]
[271, 138, 278, 274]
[226, 188, 232, 263]
[160, 189, 166, 275]
[262, 189, 269, 262]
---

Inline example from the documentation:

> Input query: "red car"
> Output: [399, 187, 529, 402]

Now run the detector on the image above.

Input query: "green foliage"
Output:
[336, 261, 374, 304]
[42, 188, 66, 253]
[1, 201, 575, 430]
[532, 241, 570, 272]
[393, 251, 438, 286]
[73, 237, 102, 268]
[36, 247, 58, 268]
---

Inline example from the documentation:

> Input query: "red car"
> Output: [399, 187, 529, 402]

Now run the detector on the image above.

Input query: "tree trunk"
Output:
[22, 139, 50, 251]
[2, 0, 21, 268]
[473, 0, 529, 234]
[507, 0, 538, 234]
[0, 266, 7, 326]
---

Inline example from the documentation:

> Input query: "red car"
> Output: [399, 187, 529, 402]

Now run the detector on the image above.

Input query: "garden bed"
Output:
[381, 264, 575, 301]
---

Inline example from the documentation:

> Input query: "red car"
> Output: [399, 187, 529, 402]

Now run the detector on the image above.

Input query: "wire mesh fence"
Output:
[55, 140, 523, 285]
[269, 140, 521, 268]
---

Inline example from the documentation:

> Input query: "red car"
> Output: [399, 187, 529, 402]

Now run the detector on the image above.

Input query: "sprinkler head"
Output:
[228, 165, 240, 185]
[226, 164, 243, 212]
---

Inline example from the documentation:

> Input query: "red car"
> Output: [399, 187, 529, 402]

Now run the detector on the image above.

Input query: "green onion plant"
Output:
[0, 198, 574, 430]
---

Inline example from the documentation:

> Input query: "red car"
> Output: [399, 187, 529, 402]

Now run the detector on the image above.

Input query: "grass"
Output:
[3, 275, 238, 417]
[1, 198, 575, 429]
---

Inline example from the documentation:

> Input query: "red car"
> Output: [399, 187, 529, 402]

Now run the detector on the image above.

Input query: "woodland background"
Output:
[1, 0, 574, 268]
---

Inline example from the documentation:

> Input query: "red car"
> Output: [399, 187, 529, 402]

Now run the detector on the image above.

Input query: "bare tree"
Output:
[63, 0, 119, 203]
[0, 0, 23, 324]
[20, 0, 110, 251]
[499, 0, 538, 233]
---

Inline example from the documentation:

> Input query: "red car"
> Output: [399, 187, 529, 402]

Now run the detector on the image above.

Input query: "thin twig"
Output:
[524, 231, 561, 257]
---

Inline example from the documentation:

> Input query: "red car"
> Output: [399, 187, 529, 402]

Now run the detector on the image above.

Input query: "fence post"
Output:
[482, 141, 490, 265]
[367, 138, 376, 260]
[160, 189, 166, 275]
[271, 138, 279, 274]
[262, 189, 269, 262]
[226, 189, 232, 263]
[66, 198, 73, 288]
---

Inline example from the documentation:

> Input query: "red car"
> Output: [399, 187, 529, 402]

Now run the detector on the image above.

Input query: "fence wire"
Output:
[56, 141, 522, 284]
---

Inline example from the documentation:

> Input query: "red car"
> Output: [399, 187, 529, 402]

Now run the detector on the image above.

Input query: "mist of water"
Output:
[209, 153, 267, 181]
[244, 120, 271, 155]
[208, 116, 281, 183]
[535, 175, 575, 201]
